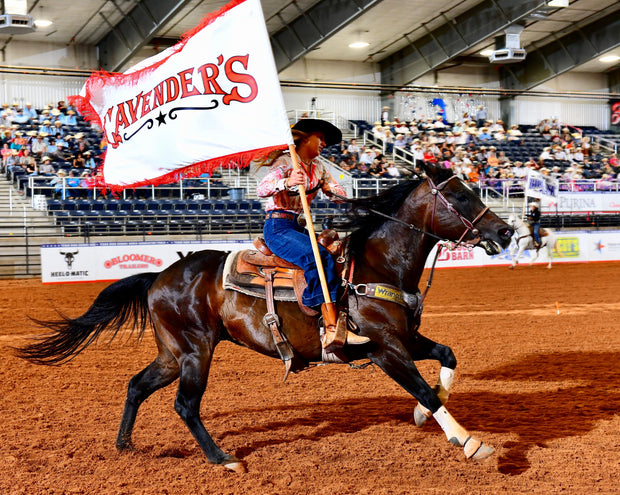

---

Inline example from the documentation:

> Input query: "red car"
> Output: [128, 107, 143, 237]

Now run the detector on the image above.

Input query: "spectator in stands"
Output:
[507, 125, 523, 142]
[31, 133, 47, 157]
[478, 128, 491, 141]
[50, 170, 67, 199]
[385, 161, 401, 178]
[256, 118, 369, 350]
[62, 110, 78, 126]
[539, 146, 552, 165]
[38, 156, 55, 176]
[65, 170, 81, 199]
[553, 145, 568, 161]
[347, 138, 361, 158]
[72, 150, 86, 170]
[489, 119, 504, 133]
[581, 136, 592, 157]
[20, 148, 36, 174]
[12, 108, 30, 125]
[475, 106, 487, 128]
[23, 102, 37, 121]
[393, 134, 407, 148]
[83, 150, 96, 170]
[1, 142, 11, 170]
[52, 120, 66, 137]
[359, 146, 377, 166]
[39, 119, 54, 135]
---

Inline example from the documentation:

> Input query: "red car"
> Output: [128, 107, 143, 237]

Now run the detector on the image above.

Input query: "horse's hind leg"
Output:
[405, 334, 456, 427]
[116, 346, 180, 450]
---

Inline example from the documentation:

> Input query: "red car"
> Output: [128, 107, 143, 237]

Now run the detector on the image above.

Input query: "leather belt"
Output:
[266, 211, 297, 221]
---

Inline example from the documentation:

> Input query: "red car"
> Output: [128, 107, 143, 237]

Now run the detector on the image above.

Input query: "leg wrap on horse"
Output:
[433, 406, 469, 446]
[414, 367, 454, 427]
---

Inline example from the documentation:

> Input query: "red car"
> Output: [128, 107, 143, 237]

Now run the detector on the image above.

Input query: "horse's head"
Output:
[418, 163, 513, 255]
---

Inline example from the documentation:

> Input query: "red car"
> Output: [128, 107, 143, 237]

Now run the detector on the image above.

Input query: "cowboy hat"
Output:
[291, 119, 342, 146]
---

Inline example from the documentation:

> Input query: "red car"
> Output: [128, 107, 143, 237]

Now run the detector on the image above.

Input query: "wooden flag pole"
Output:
[288, 144, 332, 304]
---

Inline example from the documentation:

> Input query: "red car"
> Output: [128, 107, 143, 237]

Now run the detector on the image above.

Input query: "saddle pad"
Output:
[223, 250, 300, 302]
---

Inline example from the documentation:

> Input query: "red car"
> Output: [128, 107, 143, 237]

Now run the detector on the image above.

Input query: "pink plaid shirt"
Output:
[257, 153, 346, 213]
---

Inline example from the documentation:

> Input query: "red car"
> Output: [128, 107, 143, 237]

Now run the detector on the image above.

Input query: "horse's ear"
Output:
[421, 161, 454, 182]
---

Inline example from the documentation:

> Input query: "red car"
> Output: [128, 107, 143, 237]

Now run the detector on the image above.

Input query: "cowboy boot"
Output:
[320, 302, 370, 352]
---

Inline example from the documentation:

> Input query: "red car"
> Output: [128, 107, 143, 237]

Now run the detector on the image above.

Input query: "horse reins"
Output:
[426, 175, 490, 249]
[344, 176, 491, 249]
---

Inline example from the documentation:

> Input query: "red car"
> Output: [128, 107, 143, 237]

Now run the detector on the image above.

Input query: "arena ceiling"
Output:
[4, 0, 620, 88]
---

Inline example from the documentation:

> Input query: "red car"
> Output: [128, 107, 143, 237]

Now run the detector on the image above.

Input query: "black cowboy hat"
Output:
[292, 119, 342, 146]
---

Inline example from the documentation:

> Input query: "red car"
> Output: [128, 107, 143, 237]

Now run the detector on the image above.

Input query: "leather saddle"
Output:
[527, 224, 548, 239]
[224, 230, 345, 317]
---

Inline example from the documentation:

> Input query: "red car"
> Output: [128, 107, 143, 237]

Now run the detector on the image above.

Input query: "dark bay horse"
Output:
[17, 163, 513, 473]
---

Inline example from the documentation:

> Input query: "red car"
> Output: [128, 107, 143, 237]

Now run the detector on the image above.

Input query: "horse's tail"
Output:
[15, 272, 159, 365]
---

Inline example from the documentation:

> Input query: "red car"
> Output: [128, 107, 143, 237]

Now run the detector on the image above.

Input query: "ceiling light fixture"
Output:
[547, 0, 569, 7]
[599, 55, 620, 63]
[34, 19, 52, 27]
[349, 41, 370, 49]
[480, 49, 494, 57]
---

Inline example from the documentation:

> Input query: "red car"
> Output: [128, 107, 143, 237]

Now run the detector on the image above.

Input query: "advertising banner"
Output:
[41, 240, 252, 283]
[41, 231, 620, 284]
[543, 192, 620, 213]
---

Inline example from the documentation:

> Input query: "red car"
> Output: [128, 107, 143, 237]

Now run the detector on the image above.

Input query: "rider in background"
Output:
[527, 202, 541, 247]
[256, 118, 370, 351]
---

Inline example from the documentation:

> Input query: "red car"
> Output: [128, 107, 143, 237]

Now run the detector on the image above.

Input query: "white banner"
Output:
[71, 0, 291, 188]
[525, 169, 559, 201]
[543, 192, 620, 213]
[41, 240, 252, 283]
[41, 232, 620, 283]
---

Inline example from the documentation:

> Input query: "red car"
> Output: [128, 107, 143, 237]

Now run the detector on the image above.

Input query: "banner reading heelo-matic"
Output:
[40, 240, 252, 283]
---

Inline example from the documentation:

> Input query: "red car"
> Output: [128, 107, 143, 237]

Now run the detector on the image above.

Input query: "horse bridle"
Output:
[358, 176, 490, 249]
[426, 175, 490, 248]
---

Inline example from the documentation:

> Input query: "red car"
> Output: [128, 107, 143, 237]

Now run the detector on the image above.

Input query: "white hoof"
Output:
[509, 265, 515, 270]
[223, 460, 247, 474]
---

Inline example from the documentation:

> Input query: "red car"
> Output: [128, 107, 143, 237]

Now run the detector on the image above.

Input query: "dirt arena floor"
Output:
[1, 261, 619, 494]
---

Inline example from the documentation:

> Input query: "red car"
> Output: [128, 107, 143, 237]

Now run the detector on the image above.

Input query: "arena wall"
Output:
[40, 230, 620, 283]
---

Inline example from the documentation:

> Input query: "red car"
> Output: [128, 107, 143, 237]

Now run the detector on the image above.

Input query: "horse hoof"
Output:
[222, 459, 247, 474]
[464, 437, 495, 460]
[413, 403, 432, 427]
[508, 265, 514, 270]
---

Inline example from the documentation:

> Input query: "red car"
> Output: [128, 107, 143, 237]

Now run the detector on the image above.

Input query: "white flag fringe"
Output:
[70, 0, 292, 189]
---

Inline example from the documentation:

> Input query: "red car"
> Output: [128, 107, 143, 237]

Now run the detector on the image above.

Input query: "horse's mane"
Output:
[341, 178, 424, 260]
[340, 166, 455, 260]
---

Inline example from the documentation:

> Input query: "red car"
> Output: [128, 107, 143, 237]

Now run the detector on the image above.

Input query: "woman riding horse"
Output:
[17, 162, 513, 473]
[256, 118, 369, 351]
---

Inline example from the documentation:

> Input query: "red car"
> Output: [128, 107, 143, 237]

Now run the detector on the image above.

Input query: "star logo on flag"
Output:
[155, 112, 167, 126]
[595, 240, 605, 252]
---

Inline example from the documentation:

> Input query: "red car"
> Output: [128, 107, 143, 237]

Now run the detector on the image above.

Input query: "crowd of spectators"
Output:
[1, 100, 106, 199]
[327, 114, 619, 189]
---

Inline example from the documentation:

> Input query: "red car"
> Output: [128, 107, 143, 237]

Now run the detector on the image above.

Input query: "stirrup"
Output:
[320, 303, 370, 352]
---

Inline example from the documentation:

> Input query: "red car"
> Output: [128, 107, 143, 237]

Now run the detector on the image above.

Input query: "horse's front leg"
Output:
[403, 333, 456, 427]
[509, 241, 523, 269]
[370, 336, 494, 460]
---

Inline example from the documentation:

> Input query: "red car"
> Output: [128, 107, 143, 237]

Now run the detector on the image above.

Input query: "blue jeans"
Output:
[263, 215, 339, 307]
[533, 223, 540, 244]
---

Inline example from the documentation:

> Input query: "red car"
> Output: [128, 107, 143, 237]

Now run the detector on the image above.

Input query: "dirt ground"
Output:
[0, 261, 619, 494]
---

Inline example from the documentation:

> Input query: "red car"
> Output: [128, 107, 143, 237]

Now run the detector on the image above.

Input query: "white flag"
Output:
[70, 0, 292, 189]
